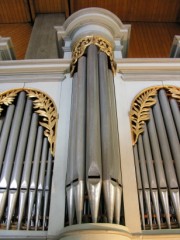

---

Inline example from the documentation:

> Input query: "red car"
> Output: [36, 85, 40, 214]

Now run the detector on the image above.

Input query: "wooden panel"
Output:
[34, 0, 66, 13]
[127, 23, 180, 58]
[0, 0, 31, 23]
[70, 0, 180, 22]
[0, 24, 32, 59]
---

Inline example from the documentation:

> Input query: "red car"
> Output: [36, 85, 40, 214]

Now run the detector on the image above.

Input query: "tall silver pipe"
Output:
[158, 91, 180, 226]
[153, 96, 178, 188]
[147, 109, 170, 228]
[6, 99, 33, 229]
[143, 124, 161, 229]
[18, 113, 39, 229]
[66, 72, 78, 225]
[27, 126, 44, 230]
[0, 105, 15, 172]
[147, 109, 167, 188]
[0, 92, 26, 220]
[137, 135, 152, 229]
[86, 45, 102, 223]
[133, 145, 145, 229]
[158, 90, 180, 185]
[73, 56, 86, 224]
[109, 70, 122, 186]
[43, 150, 53, 230]
[99, 52, 115, 223]
[99, 52, 122, 224]
[169, 98, 180, 139]
[109, 70, 122, 224]
[35, 138, 48, 230]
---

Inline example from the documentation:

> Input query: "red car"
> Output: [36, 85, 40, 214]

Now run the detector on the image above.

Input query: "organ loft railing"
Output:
[0, 88, 57, 230]
[65, 36, 124, 226]
[130, 86, 180, 230]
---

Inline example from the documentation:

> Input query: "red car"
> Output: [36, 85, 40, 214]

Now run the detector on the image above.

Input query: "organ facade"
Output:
[0, 7, 180, 240]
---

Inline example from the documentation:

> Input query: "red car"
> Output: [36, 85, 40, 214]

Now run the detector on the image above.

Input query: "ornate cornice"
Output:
[130, 85, 180, 145]
[70, 36, 117, 76]
[0, 88, 58, 156]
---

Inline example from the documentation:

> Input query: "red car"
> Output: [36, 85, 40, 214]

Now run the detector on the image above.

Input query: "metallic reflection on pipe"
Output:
[133, 145, 145, 229]
[18, 113, 39, 230]
[143, 124, 161, 229]
[86, 45, 102, 223]
[99, 52, 122, 224]
[137, 135, 152, 229]
[66, 72, 78, 225]
[0, 105, 15, 172]
[73, 56, 86, 224]
[169, 98, 180, 139]
[0, 92, 26, 220]
[6, 99, 33, 229]
[27, 126, 43, 230]
[43, 149, 53, 230]
[35, 138, 48, 230]
[148, 109, 171, 228]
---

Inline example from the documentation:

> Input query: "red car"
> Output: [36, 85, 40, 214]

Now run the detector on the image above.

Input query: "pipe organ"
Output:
[65, 41, 123, 226]
[0, 6, 180, 240]
[0, 89, 57, 231]
[130, 86, 180, 230]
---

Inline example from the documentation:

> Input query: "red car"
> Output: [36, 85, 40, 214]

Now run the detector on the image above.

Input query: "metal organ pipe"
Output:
[0, 92, 26, 220]
[99, 52, 122, 224]
[35, 138, 48, 230]
[169, 98, 180, 139]
[137, 135, 152, 229]
[158, 90, 180, 226]
[43, 150, 53, 230]
[27, 126, 44, 230]
[86, 45, 102, 223]
[66, 56, 86, 225]
[109, 70, 122, 224]
[0, 105, 15, 172]
[133, 88, 180, 230]
[73, 57, 86, 224]
[0, 90, 55, 231]
[66, 72, 78, 225]
[6, 99, 33, 229]
[66, 44, 123, 225]
[143, 124, 161, 229]
[133, 145, 145, 230]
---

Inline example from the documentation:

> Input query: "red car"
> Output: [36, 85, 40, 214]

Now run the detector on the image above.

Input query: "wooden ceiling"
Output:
[0, 0, 180, 23]
[0, 0, 180, 59]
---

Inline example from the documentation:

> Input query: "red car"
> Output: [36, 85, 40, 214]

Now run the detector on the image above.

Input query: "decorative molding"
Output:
[0, 59, 70, 82]
[70, 35, 116, 75]
[0, 88, 58, 156]
[56, 8, 131, 59]
[130, 85, 180, 145]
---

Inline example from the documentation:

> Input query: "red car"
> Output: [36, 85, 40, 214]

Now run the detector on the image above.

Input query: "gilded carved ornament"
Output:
[70, 36, 117, 75]
[0, 88, 58, 156]
[130, 85, 180, 145]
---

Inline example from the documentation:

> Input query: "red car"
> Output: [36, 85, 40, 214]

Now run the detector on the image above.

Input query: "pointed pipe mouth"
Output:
[87, 177, 101, 185]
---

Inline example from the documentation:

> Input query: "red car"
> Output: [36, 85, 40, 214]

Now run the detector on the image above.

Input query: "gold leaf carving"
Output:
[70, 36, 116, 76]
[25, 89, 58, 156]
[0, 89, 21, 115]
[164, 85, 180, 107]
[130, 86, 161, 145]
